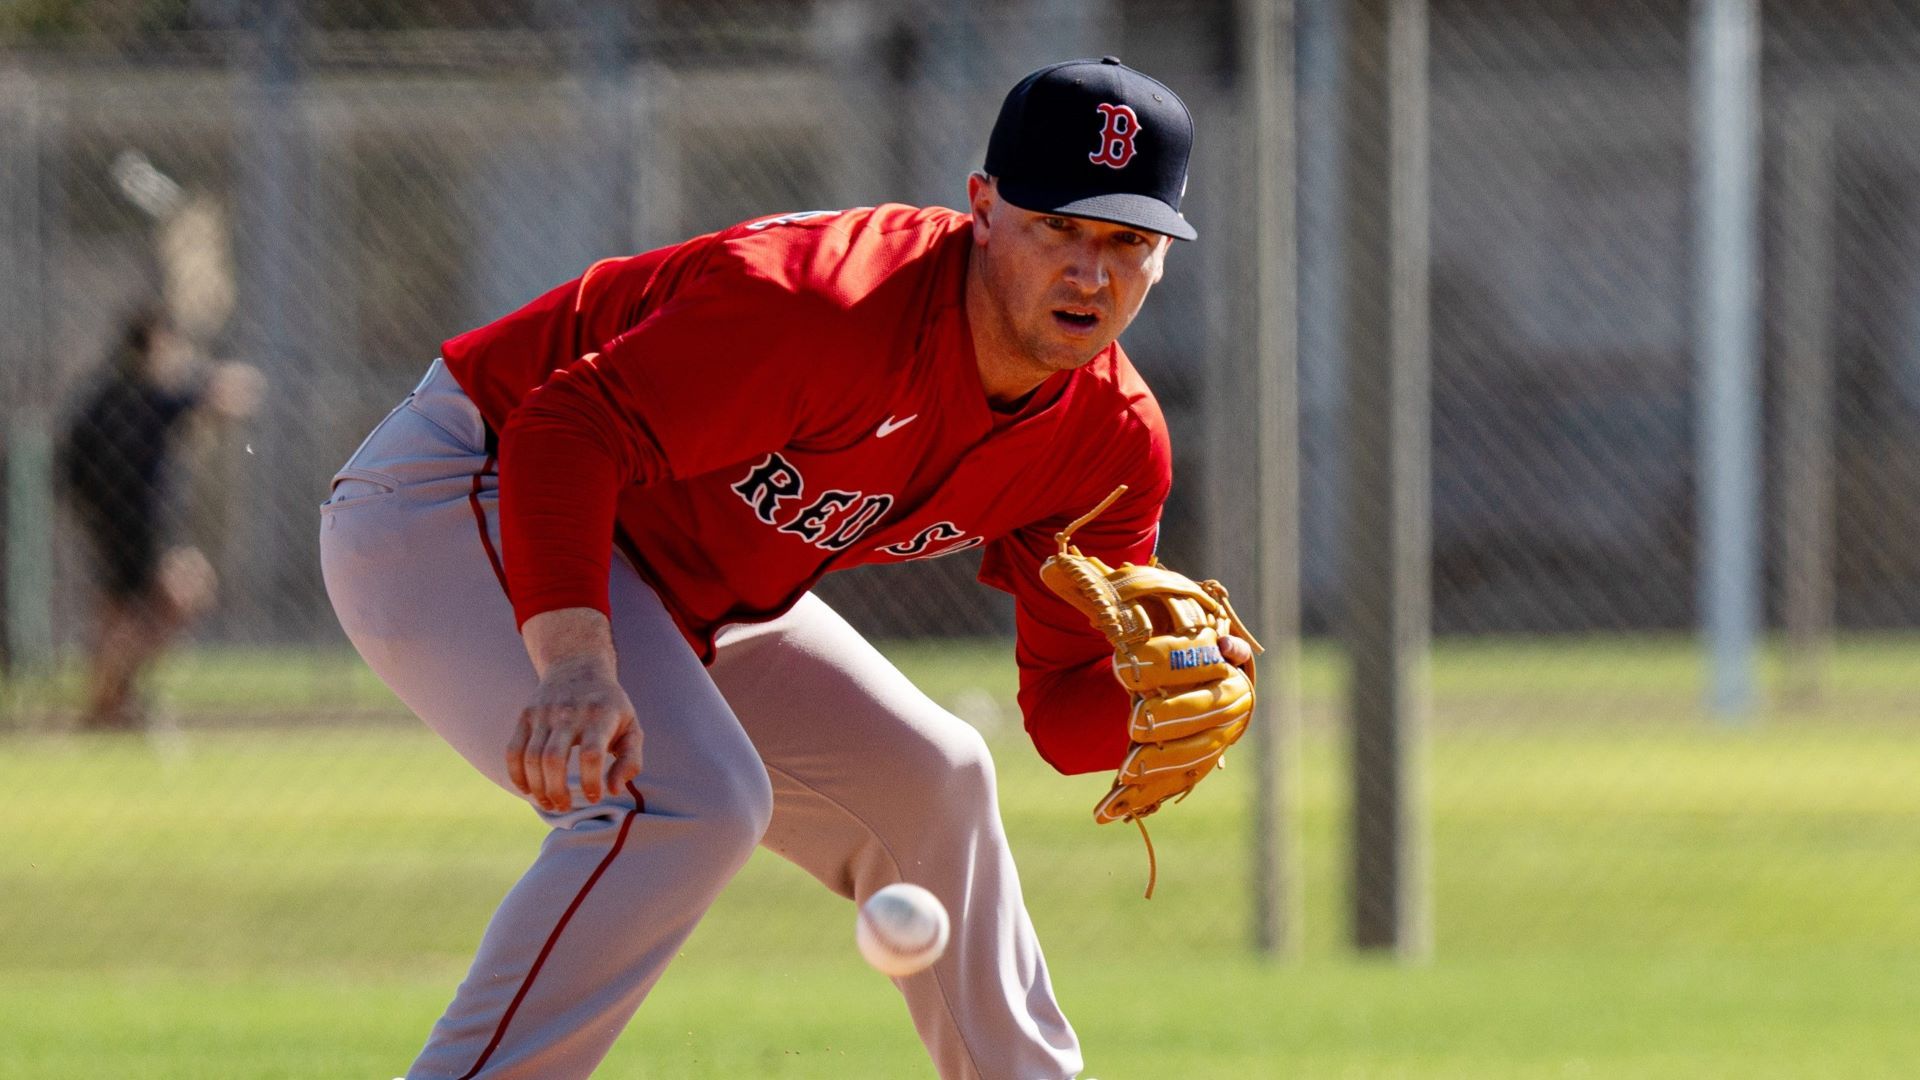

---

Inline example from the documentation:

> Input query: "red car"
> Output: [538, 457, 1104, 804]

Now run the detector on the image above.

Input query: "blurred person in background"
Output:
[58, 306, 263, 731]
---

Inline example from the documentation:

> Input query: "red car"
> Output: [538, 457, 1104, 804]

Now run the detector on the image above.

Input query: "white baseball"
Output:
[855, 883, 951, 977]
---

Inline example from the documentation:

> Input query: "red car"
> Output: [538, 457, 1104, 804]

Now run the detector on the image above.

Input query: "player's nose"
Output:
[1060, 250, 1110, 293]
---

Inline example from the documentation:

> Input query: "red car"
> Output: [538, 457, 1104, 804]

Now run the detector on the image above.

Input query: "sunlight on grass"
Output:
[2, 635, 1919, 1076]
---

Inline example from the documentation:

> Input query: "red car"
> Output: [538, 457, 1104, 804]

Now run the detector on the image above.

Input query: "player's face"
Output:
[972, 179, 1170, 375]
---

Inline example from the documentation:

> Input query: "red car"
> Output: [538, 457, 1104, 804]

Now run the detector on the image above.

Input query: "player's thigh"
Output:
[320, 428, 756, 816]
[708, 593, 998, 821]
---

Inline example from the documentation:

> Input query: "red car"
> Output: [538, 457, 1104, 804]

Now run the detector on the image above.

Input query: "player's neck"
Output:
[974, 346, 1052, 409]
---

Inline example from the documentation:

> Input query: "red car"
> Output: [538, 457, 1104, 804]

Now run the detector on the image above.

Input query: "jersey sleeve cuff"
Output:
[509, 589, 613, 632]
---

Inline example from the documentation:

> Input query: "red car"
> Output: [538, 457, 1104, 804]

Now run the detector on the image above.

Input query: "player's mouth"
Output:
[1051, 308, 1102, 333]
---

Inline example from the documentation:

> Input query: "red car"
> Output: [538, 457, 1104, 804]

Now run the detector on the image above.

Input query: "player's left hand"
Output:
[1034, 485, 1265, 873]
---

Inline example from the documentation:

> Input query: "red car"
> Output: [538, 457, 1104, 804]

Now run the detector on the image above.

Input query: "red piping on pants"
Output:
[469, 453, 510, 597]
[457, 454, 648, 1076]
[454, 784, 646, 1078]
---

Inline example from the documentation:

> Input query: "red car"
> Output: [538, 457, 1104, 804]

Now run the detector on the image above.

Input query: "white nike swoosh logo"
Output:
[876, 414, 918, 438]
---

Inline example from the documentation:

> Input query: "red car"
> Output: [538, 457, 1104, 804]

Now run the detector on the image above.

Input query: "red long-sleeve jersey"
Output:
[441, 204, 1172, 774]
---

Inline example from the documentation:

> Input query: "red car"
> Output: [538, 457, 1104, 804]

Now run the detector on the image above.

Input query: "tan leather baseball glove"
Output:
[1039, 485, 1263, 896]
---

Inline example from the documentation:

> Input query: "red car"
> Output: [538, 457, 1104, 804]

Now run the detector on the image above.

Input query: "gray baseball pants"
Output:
[318, 361, 1082, 1079]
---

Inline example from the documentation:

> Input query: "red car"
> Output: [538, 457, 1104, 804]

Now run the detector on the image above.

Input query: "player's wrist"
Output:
[520, 606, 617, 678]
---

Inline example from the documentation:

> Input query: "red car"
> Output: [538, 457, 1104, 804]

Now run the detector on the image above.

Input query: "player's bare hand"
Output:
[507, 655, 641, 813]
[1220, 634, 1254, 667]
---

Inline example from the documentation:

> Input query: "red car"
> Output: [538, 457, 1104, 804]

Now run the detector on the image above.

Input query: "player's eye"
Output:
[1040, 215, 1073, 232]
[1114, 231, 1147, 247]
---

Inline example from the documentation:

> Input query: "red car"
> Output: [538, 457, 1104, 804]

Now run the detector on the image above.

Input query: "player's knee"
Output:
[733, 769, 776, 847]
[920, 718, 998, 808]
[693, 758, 774, 855]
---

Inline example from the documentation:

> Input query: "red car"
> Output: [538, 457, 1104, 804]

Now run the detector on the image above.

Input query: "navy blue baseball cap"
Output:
[984, 56, 1197, 241]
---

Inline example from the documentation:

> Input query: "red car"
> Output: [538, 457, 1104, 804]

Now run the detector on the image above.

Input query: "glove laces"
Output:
[1133, 815, 1158, 899]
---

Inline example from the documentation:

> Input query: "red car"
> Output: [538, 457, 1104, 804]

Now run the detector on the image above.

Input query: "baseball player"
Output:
[321, 57, 1250, 1079]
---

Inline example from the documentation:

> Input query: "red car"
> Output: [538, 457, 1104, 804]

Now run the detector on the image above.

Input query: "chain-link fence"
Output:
[5, 0, 1920, 1074]
[1411, 1, 1920, 960]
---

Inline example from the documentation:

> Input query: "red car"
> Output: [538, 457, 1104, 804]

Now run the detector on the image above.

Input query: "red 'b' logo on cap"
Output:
[1089, 103, 1142, 169]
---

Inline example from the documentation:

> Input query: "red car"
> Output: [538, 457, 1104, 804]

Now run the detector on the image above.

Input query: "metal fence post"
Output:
[1777, 93, 1836, 708]
[232, 0, 315, 642]
[0, 72, 55, 687]
[1343, 0, 1431, 959]
[1693, 0, 1763, 719]
[1237, 0, 1304, 959]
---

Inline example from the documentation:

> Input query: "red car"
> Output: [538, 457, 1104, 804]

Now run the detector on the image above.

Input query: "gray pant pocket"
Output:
[320, 469, 399, 511]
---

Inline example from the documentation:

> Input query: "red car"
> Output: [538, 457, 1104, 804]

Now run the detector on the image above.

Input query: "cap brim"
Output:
[997, 183, 1198, 241]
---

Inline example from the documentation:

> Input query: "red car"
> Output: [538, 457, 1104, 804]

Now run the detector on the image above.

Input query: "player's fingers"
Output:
[1220, 634, 1254, 667]
[526, 721, 559, 808]
[578, 736, 606, 805]
[505, 713, 537, 796]
[539, 721, 577, 813]
[608, 724, 643, 795]
[519, 709, 560, 809]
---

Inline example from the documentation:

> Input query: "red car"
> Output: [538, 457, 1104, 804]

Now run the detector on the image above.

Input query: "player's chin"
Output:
[1033, 342, 1107, 374]
[1039, 322, 1114, 367]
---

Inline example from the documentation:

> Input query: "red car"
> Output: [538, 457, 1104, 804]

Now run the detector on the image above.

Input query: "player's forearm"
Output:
[520, 607, 617, 677]
[497, 405, 626, 627]
[1017, 657, 1133, 775]
[496, 360, 674, 628]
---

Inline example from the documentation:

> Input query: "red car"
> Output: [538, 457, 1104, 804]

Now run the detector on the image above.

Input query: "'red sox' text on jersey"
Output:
[441, 203, 1173, 774]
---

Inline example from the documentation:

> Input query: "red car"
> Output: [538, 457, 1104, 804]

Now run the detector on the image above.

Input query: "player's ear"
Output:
[967, 172, 994, 238]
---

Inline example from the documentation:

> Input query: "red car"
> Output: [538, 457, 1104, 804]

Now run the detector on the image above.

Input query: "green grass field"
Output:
[2, 637, 1918, 1077]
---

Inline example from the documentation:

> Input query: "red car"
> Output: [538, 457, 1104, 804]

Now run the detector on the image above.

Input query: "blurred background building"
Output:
[1, 0, 1917, 670]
